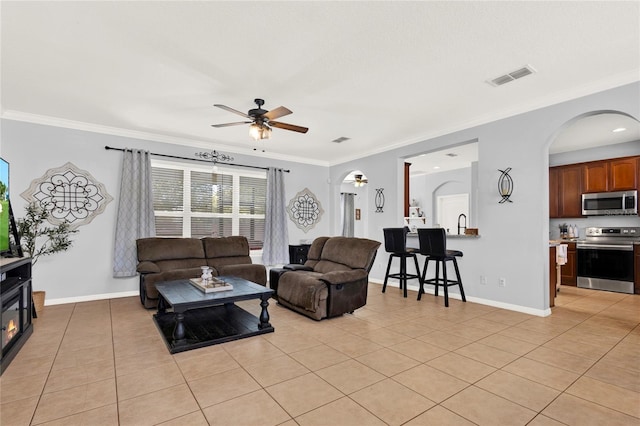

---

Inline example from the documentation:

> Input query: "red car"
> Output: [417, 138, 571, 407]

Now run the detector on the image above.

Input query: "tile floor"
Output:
[1, 284, 639, 426]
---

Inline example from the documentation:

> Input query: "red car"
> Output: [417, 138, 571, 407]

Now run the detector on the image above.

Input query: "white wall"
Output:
[329, 81, 640, 315]
[0, 120, 330, 303]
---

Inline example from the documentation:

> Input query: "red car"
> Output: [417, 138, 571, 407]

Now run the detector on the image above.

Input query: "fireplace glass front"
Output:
[2, 296, 21, 351]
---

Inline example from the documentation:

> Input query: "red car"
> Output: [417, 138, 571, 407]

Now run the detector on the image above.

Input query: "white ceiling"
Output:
[1, 1, 639, 166]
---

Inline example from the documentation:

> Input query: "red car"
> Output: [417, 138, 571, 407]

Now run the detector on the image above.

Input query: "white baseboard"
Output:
[45, 282, 551, 317]
[45, 291, 139, 306]
[369, 279, 550, 317]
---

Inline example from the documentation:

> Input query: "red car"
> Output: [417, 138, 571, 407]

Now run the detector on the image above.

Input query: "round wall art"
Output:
[21, 162, 113, 230]
[287, 188, 324, 232]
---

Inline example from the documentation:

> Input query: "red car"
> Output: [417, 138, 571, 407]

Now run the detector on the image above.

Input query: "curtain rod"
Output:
[104, 146, 290, 173]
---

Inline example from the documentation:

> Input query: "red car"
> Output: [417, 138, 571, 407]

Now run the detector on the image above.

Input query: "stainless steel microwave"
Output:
[582, 190, 637, 216]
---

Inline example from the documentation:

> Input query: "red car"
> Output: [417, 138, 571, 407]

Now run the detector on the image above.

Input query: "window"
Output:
[151, 160, 266, 250]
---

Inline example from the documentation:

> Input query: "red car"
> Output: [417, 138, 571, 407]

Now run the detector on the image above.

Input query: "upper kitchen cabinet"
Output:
[582, 156, 638, 193]
[582, 161, 609, 193]
[549, 167, 559, 218]
[555, 165, 583, 218]
[609, 157, 637, 191]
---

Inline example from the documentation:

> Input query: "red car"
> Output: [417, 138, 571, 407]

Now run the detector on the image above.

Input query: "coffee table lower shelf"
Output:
[153, 304, 274, 354]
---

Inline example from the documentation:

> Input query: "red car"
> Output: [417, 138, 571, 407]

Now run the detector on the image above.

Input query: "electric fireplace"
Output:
[1, 257, 33, 374]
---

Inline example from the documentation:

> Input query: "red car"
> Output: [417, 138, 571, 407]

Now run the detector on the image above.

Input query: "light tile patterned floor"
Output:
[1, 284, 638, 425]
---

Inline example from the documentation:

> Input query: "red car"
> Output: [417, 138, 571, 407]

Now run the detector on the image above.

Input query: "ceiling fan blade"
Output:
[214, 104, 250, 118]
[263, 106, 292, 121]
[211, 121, 252, 128]
[270, 121, 309, 134]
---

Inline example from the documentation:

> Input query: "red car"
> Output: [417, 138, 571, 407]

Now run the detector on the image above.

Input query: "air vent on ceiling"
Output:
[332, 137, 350, 143]
[488, 65, 536, 87]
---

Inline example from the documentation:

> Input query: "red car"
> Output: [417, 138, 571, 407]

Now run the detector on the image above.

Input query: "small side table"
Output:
[289, 244, 311, 264]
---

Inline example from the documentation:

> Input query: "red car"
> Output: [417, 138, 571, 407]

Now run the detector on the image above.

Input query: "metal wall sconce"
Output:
[375, 188, 385, 212]
[498, 167, 513, 203]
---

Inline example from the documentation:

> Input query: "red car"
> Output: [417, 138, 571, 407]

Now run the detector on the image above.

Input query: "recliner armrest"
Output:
[137, 261, 160, 274]
[319, 269, 368, 286]
[283, 264, 314, 271]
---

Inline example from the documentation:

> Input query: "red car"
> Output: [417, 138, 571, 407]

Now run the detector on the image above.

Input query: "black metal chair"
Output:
[382, 227, 421, 298]
[416, 228, 466, 307]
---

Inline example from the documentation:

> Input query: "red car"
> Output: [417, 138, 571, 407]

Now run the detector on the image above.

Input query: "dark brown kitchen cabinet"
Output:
[582, 161, 608, 193]
[549, 246, 557, 307]
[557, 165, 583, 218]
[560, 242, 577, 286]
[609, 157, 637, 191]
[549, 167, 559, 218]
[635, 244, 640, 295]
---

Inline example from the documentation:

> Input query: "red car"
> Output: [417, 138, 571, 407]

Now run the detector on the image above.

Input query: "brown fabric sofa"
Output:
[136, 236, 267, 308]
[275, 236, 381, 320]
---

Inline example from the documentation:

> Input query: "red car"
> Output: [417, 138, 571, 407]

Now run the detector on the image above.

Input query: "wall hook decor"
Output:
[375, 188, 385, 212]
[498, 167, 513, 203]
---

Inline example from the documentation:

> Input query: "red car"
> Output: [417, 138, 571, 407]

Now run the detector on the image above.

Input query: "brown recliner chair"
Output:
[275, 236, 381, 320]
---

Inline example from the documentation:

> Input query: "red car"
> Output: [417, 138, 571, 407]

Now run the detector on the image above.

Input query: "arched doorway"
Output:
[340, 170, 369, 237]
[546, 111, 640, 306]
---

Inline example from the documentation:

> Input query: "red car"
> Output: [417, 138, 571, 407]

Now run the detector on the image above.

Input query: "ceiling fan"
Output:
[345, 173, 368, 187]
[212, 98, 309, 140]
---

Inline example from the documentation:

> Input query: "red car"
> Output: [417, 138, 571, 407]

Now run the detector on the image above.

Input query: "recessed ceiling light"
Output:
[612, 127, 627, 133]
[433, 166, 440, 170]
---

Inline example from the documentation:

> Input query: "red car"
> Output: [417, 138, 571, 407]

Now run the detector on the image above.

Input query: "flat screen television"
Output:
[0, 157, 10, 255]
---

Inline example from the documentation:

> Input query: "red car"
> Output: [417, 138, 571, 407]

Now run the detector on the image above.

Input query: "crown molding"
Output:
[0, 110, 330, 168]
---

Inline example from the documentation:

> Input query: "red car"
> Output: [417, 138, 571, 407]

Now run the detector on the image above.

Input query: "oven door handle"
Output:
[577, 243, 634, 251]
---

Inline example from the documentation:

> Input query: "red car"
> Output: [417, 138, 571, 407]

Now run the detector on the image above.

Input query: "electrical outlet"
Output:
[499, 278, 506, 287]
[480, 276, 487, 285]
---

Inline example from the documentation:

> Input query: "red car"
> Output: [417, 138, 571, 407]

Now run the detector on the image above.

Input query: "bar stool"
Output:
[416, 228, 466, 307]
[382, 227, 422, 298]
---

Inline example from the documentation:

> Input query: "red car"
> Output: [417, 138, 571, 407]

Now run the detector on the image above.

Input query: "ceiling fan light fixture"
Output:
[249, 123, 262, 140]
[249, 122, 272, 141]
[354, 174, 367, 187]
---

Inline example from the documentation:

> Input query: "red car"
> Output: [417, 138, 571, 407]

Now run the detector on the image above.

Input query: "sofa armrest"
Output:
[137, 261, 160, 274]
[319, 269, 368, 286]
[284, 264, 314, 272]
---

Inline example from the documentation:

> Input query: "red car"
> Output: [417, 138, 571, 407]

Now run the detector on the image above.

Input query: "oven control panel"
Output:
[585, 227, 640, 238]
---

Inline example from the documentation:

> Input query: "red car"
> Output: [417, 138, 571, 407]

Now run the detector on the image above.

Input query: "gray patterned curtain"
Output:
[113, 149, 156, 277]
[341, 192, 355, 237]
[262, 168, 289, 265]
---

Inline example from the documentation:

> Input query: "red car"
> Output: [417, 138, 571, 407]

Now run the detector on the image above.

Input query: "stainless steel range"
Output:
[577, 227, 639, 294]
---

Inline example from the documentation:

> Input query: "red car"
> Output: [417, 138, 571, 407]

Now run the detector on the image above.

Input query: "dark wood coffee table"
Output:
[153, 276, 274, 353]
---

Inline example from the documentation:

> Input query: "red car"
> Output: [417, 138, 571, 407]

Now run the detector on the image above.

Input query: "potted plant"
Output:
[17, 202, 78, 313]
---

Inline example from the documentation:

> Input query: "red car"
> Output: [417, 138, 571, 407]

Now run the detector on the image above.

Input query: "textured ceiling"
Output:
[1, 1, 639, 166]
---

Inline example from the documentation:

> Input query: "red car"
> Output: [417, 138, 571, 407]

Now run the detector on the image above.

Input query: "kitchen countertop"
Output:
[549, 239, 582, 246]
[408, 233, 480, 239]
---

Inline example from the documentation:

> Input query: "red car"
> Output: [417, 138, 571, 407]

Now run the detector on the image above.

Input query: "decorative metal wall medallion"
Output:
[498, 167, 513, 203]
[375, 188, 385, 212]
[21, 162, 113, 229]
[287, 188, 324, 232]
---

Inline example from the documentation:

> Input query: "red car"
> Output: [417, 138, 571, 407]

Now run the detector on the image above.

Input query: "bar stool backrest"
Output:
[383, 227, 408, 254]
[417, 228, 447, 257]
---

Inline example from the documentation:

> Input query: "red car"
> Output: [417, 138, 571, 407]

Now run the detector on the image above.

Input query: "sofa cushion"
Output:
[155, 258, 209, 272]
[202, 236, 249, 258]
[311, 260, 352, 274]
[217, 264, 267, 286]
[143, 267, 204, 299]
[137, 237, 205, 262]
[321, 237, 380, 271]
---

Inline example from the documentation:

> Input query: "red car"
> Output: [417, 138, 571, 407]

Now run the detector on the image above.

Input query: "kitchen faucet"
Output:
[457, 213, 467, 235]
